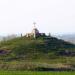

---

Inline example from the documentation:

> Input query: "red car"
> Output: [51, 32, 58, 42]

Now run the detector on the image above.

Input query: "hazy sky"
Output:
[0, 0, 75, 36]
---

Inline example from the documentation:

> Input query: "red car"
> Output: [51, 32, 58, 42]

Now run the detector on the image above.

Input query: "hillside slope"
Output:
[0, 36, 75, 60]
[0, 36, 75, 70]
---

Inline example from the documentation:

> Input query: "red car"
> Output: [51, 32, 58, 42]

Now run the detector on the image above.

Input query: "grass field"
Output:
[0, 71, 74, 75]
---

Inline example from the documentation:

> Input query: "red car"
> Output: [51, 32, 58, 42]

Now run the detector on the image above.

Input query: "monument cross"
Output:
[33, 22, 36, 28]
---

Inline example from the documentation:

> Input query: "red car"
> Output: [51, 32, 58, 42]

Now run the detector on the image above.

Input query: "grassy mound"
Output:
[0, 36, 74, 70]
[0, 36, 75, 59]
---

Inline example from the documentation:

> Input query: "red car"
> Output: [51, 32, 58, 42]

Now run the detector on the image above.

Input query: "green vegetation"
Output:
[0, 71, 74, 75]
[0, 36, 75, 71]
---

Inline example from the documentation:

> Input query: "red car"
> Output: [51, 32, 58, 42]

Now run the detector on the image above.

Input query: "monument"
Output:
[26, 22, 46, 38]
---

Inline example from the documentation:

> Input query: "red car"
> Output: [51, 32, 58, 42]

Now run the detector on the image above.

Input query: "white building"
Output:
[26, 23, 45, 38]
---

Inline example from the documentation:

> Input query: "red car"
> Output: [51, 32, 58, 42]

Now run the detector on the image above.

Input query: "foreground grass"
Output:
[0, 71, 75, 75]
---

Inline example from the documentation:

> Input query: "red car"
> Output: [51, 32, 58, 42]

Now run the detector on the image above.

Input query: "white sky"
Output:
[0, 0, 75, 36]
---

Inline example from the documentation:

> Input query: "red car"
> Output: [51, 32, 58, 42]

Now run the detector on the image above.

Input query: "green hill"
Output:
[0, 36, 75, 70]
[0, 36, 74, 60]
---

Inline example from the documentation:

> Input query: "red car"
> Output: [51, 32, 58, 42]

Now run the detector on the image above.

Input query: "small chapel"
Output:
[25, 22, 46, 38]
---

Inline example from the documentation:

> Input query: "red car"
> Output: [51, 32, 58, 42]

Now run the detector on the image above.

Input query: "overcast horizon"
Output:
[0, 0, 75, 36]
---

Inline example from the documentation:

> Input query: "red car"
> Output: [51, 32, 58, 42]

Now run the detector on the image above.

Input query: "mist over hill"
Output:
[0, 34, 21, 41]
[57, 34, 75, 44]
